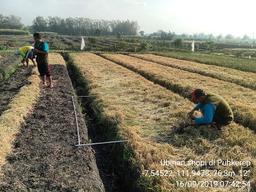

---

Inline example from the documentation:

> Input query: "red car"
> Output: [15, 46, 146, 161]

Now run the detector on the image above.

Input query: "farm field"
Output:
[0, 53, 104, 191]
[154, 51, 256, 73]
[130, 53, 256, 90]
[69, 52, 255, 192]
[0, 66, 32, 115]
[0, 34, 77, 51]
[0, 35, 32, 50]
[102, 54, 256, 131]
[0, 34, 143, 52]
[0, 52, 20, 81]
[0, 41, 256, 191]
[3, 1, 256, 191]
[2, 33, 256, 55]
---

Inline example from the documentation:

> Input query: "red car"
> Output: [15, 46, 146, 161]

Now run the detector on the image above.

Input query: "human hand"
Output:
[187, 111, 194, 119]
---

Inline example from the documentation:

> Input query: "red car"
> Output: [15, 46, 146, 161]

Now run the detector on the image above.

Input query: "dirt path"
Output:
[0, 66, 32, 115]
[0, 55, 105, 191]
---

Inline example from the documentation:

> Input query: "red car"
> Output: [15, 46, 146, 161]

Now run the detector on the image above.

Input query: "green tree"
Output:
[225, 34, 235, 41]
[32, 16, 48, 31]
[173, 38, 182, 48]
[139, 31, 145, 36]
[0, 14, 23, 29]
[111, 20, 139, 35]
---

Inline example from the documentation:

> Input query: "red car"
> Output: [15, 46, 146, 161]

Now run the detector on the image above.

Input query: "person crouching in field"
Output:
[33, 32, 53, 88]
[16, 46, 36, 67]
[188, 89, 234, 129]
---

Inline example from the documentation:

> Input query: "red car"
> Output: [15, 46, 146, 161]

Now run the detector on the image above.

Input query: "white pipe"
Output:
[72, 95, 128, 147]
[72, 96, 81, 145]
[75, 140, 129, 147]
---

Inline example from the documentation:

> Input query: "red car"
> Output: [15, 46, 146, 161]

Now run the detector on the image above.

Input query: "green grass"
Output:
[154, 50, 256, 73]
[0, 29, 30, 35]
[130, 54, 256, 90]
[0, 53, 20, 81]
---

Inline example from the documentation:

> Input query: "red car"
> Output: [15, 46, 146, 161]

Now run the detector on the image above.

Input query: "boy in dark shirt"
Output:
[33, 32, 53, 88]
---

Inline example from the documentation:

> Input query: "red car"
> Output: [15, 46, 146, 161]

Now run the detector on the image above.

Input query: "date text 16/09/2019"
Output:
[176, 180, 250, 189]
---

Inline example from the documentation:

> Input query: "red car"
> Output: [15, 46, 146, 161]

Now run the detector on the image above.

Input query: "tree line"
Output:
[0, 14, 139, 36]
[0, 15, 24, 29]
[148, 30, 255, 44]
[32, 16, 139, 36]
[0, 14, 254, 44]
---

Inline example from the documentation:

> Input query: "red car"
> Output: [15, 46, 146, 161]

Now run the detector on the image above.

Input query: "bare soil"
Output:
[0, 63, 105, 191]
[0, 66, 32, 115]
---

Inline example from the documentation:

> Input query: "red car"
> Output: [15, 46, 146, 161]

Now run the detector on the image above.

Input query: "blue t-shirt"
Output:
[194, 103, 216, 125]
[41, 42, 49, 53]
[34, 41, 49, 63]
[35, 41, 49, 53]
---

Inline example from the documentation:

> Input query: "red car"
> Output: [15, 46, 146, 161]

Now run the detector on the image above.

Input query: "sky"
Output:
[1, 0, 256, 37]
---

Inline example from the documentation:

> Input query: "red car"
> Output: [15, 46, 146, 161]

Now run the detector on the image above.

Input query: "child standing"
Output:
[33, 32, 53, 88]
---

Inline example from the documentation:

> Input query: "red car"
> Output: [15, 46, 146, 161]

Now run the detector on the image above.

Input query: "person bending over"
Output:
[188, 89, 234, 129]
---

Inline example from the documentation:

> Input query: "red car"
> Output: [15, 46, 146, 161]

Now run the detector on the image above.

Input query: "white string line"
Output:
[76, 140, 129, 147]
[71, 96, 81, 146]
[73, 95, 129, 147]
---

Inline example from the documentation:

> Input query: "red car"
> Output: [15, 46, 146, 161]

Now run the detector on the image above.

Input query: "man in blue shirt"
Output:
[33, 32, 53, 88]
[188, 89, 234, 128]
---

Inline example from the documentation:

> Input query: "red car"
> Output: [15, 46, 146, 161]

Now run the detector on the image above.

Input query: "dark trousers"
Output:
[37, 62, 51, 77]
[214, 116, 233, 127]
